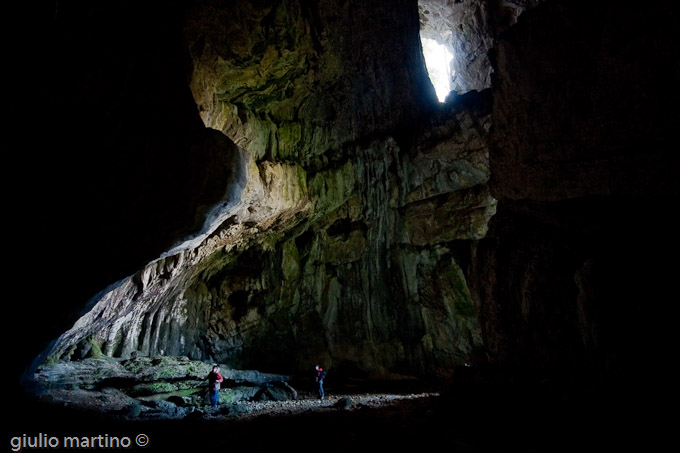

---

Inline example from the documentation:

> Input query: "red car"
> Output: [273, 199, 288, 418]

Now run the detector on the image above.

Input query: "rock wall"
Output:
[17, 0, 679, 397]
[418, 0, 545, 94]
[38, 0, 495, 380]
[9, 0, 243, 381]
[475, 0, 679, 388]
[45, 96, 495, 378]
[185, 0, 436, 161]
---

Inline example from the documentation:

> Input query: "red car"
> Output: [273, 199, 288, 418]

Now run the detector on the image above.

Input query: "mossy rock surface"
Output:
[130, 381, 179, 396]
[137, 388, 203, 402]
[120, 356, 214, 381]
[33, 356, 295, 409]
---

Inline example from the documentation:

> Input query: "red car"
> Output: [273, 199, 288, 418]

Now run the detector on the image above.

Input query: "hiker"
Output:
[315, 365, 326, 399]
[207, 365, 224, 408]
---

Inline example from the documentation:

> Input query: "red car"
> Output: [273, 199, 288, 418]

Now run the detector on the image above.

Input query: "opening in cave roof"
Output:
[420, 36, 454, 103]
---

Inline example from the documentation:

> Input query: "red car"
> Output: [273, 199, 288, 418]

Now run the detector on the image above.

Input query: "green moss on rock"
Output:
[453, 298, 475, 317]
[277, 122, 302, 160]
[281, 239, 301, 281]
[439, 263, 476, 317]
[218, 390, 234, 405]
[131, 381, 179, 396]
[89, 338, 105, 359]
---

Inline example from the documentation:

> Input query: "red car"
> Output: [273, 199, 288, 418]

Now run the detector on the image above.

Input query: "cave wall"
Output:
[35, 0, 495, 379]
[7, 0, 242, 383]
[183, 0, 436, 161]
[418, 0, 545, 94]
[474, 0, 679, 389]
[43, 96, 496, 378]
[11, 0, 679, 395]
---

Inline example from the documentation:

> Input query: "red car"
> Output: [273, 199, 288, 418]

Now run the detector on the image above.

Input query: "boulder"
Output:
[253, 381, 298, 402]
[333, 397, 353, 409]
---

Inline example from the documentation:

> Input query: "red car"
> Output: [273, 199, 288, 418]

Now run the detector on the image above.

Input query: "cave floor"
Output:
[11, 378, 655, 453]
[35, 385, 441, 422]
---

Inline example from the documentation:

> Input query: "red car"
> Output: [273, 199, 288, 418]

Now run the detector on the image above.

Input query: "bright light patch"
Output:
[421, 37, 454, 103]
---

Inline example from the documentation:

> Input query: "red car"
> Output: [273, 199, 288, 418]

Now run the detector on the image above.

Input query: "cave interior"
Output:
[5, 0, 679, 451]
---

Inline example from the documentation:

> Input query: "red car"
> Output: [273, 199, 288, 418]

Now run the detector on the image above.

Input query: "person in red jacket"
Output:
[207, 365, 224, 408]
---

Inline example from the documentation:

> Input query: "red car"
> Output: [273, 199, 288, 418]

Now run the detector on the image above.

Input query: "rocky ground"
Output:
[38, 385, 439, 421]
[226, 391, 440, 420]
[29, 356, 440, 423]
[25, 357, 452, 451]
[19, 357, 643, 452]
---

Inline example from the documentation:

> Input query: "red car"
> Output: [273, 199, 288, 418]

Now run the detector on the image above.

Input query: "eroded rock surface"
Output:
[32, 355, 440, 423]
[43, 90, 493, 377]
[18, 7, 678, 443]
[38, 0, 495, 379]
[33, 356, 296, 419]
[419, 0, 545, 94]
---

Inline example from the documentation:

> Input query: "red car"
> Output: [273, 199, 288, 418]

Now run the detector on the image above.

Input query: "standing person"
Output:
[315, 365, 326, 399]
[207, 365, 224, 408]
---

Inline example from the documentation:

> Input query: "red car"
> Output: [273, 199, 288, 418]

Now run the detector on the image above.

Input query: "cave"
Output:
[5, 0, 678, 451]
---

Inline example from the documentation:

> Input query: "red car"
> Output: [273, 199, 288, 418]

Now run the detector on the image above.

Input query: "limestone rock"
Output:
[419, 0, 545, 94]
[41, 90, 492, 379]
[36, 0, 659, 393]
[33, 356, 294, 409]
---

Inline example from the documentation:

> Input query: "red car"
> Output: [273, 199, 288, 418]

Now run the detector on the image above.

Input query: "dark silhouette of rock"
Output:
[333, 397, 353, 409]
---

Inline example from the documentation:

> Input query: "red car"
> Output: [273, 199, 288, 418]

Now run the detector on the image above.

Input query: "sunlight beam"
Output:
[421, 37, 454, 103]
